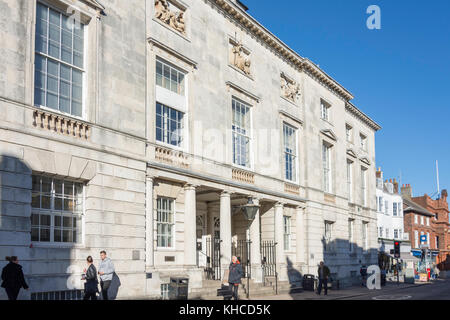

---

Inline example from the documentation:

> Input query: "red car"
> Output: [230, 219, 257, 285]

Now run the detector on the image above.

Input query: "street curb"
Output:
[330, 282, 433, 300]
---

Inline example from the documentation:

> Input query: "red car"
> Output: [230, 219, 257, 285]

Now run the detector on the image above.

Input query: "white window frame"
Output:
[156, 58, 186, 96]
[420, 216, 424, 225]
[34, 1, 86, 119]
[360, 133, 367, 151]
[232, 97, 252, 169]
[393, 202, 398, 216]
[31, 175, 84, 246]
[415, 230, 419, 248]
[155, 102, 185, 148]
[394, 229, 399, 239]
[283, 123, 298, 183]
[426, 217, 430, 226]
[347, 160, 353, 202]
[322, 143, 332, 193]
[345, 124, 353, 142]
[361, 167, 367, 207]
[414, 214, 418, 224]
[320, 99, 331, 122]
[156, 197, 176, 249]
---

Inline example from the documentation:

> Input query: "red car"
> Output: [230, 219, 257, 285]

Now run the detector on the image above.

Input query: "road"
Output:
[341, 279, 450, 300]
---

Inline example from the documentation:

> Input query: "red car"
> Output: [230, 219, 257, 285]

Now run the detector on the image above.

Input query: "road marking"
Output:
[372, 295, 412, 300]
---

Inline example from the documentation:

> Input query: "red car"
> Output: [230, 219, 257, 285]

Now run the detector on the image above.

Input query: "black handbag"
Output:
[217, 284, 232, 297]
[84, 280, 99, 294]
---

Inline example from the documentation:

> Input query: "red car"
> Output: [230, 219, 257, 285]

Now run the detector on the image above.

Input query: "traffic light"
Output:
[394, 241, 401, 258]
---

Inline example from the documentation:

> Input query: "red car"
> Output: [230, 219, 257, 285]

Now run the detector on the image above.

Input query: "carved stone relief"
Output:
[229, 40, 251, 76]
[155, 0, 186, 34]
[281, 74, 301, 103]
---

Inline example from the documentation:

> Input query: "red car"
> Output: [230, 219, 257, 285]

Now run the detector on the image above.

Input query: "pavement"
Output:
[240, 279, 447, 300]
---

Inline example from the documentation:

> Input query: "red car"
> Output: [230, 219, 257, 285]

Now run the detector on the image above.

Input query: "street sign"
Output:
[420, 235, 427, 243]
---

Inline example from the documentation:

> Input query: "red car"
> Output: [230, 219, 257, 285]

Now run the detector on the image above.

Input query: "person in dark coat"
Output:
[317, 261, 330, 296]
[1, 256, 29, 300]
[228, 256, 244, 300]
[82, 256, 99, 300]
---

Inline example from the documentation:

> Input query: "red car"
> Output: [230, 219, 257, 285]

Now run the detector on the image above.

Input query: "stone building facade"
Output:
[0, 0, 380, 299]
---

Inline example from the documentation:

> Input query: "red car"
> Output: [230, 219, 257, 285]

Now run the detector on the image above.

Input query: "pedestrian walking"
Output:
[228, 256, 244, 300]
[98, 251, 115, 300]
[82, 256, 99, 300]
[1, 256, 29, 300]
[317, 261, 330, 296]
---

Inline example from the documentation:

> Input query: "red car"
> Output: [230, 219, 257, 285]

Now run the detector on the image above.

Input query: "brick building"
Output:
[401, 185, 436, 256]
[411, 190, 450, 270]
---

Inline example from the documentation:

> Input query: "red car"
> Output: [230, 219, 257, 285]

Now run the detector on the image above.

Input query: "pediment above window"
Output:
[82, 0, 106, 11]
[320, 129, 337, 141]
[360, 157, 371, 166]
[346, 149, 357, 159]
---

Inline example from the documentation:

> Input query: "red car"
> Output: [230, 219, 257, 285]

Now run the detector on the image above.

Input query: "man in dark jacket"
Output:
[1, 256, 29, 300]
[228, 256, 244, 300]
[317, 261, 330, 296]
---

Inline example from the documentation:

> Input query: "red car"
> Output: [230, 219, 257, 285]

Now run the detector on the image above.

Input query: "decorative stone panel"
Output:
[284, 182, 299, 195]
[33, 110, 90, 140]
[155, 145, 190, 169]
[232, 167, 254, 184]
[155, 0, 186, 35]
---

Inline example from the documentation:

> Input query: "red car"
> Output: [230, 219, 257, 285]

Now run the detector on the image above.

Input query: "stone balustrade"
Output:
[33, 110, 90, 140]
[154, 145, 190, 169]
[232, 167, 255, 184]
[284, 182, 300, 195]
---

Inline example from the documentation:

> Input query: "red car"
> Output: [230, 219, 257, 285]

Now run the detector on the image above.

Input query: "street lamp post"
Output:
[240, 197, 259, 299]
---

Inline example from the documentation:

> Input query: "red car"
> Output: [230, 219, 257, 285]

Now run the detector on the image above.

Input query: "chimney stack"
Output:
[401, 184, 412, 199]
[376, 167, 383, 179]
[442, 189, 448, 201]
[393, 178, 399, 194]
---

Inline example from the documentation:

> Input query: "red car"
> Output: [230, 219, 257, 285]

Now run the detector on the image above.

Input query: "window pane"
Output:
[40, 228, 50, 242]
[31, 228, 39, 241]
[41, 196, 51, 209]
[54, 228, 62, 242]
[37, 3, 48, 21]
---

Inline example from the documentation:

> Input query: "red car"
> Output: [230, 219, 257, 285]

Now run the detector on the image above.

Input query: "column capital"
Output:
[184, 183, 198, 191]
[220, 190, 232, 197]
[275, 202, 285, 208]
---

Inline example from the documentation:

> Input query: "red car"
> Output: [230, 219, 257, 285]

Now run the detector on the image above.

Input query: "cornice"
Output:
[346, 102, 381, 132]
[210, 0, 354, 101]
[81, 0, 105, 11]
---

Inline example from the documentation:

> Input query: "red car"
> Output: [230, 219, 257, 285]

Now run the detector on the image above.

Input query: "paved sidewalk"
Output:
[242, 281, 433, 300]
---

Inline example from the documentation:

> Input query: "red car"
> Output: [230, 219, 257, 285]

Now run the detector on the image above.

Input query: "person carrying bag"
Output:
[82, 256, 99, 300]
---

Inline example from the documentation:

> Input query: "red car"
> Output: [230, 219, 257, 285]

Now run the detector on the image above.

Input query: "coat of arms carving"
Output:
[155, 0, 186, 34]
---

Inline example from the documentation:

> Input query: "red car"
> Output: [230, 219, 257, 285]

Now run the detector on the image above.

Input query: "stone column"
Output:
[274, 202, 285, 279]
[250, 198, 262, 282]
[220, 191, 232, 277]
[296, 206, 305, 265]
[145, 175, 154, 269]
[184, 184, 197, 266]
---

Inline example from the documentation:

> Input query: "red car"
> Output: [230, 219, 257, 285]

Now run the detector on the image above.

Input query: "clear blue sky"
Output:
[242, 0, 450, 198]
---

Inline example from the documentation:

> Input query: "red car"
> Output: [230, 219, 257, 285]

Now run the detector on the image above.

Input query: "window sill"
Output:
[35, 104, 86, 122]
[31, 242, 85, 249]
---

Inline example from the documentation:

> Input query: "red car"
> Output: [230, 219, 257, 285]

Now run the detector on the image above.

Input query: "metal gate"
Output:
[261, 240, 277, 277]
[205, 237, 221, 280]
[232, 240, 251, 278]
